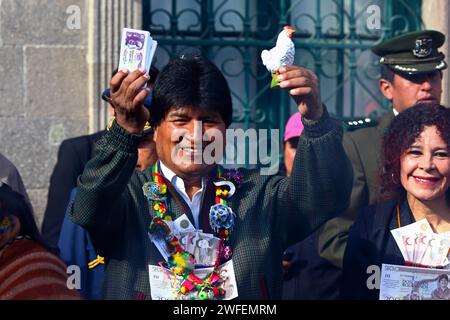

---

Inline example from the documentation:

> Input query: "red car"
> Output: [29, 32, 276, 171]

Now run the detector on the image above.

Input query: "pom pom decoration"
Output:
[169, 251, 195, 276]
[209, 204, 235, 234]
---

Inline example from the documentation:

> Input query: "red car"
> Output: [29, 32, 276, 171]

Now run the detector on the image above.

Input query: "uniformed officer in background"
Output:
[283, 30, 447, 299]
[318, 30, 447, 274]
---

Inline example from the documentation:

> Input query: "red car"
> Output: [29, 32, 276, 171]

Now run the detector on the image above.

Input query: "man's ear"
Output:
[153, 127, 158, 142]
[379, 78, 394, 101]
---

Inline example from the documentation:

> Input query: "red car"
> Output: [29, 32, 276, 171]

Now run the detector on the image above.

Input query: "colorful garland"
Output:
[143, 163, 242, 300]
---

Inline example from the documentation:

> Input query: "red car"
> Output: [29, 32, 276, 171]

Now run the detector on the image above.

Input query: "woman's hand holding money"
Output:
[110, 68, 151, 134]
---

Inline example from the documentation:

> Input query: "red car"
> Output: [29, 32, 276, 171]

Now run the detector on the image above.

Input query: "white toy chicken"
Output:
[261, 25, 296, 88]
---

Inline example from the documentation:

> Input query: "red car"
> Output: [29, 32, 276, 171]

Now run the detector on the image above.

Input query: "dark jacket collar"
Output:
[372, 198, 415, 266]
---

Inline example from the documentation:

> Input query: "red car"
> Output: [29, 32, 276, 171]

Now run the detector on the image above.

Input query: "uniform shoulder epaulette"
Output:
[344, 117, 378, 132]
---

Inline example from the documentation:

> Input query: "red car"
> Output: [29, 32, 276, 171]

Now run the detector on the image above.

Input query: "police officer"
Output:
[318, 30, 447, 273]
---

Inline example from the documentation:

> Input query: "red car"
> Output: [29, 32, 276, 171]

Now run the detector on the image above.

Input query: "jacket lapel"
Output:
[376, 198, 414, 266]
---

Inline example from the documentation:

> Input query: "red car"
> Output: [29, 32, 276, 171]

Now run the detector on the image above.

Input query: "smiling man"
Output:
[70, 56, 352, 300]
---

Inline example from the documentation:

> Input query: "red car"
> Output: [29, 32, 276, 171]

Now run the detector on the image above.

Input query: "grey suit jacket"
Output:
[70, 110, 352, 299]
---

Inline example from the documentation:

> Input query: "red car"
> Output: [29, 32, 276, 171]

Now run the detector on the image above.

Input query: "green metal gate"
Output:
[143, 0, 422, 167]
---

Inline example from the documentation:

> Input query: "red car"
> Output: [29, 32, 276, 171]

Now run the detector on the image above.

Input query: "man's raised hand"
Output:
[110, 68, 151, 134]
[278, 65, 323, 121]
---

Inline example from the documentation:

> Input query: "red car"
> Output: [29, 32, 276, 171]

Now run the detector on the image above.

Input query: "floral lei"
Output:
[143, 162, 243, 300]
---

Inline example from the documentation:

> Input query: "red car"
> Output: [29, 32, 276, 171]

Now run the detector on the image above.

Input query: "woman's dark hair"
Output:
[150, 56, 233, 128]
[379, 104, 450, 201]
[0, 183, 50, 250]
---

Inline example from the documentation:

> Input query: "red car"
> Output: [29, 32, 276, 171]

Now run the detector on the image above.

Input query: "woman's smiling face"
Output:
[400, 125, 450, 203]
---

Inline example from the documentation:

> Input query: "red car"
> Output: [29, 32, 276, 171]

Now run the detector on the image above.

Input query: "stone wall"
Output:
[0, 0, 142, 228]
[0, 0, 89, 227]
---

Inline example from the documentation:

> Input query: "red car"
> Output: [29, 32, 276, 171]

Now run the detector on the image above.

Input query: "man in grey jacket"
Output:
[70, 56, 352, 299]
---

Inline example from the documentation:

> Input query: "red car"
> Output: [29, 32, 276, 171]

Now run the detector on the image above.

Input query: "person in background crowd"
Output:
[282, 112, 303, 177]
[0, 183, 79, 300]
[0, 152, 32, 212]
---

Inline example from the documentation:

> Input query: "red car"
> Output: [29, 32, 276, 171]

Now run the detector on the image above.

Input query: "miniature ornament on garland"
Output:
[209, 204, 235, 239]
[143, 180, 167, 202]
[209, 167, 243, 264]
[179, 272, 225, 300]
[261, 25, 296, 88]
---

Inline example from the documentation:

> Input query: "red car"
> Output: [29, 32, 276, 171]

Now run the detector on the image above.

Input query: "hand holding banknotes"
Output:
[110, 69, 151, 134]
[109, 28, 158, 134]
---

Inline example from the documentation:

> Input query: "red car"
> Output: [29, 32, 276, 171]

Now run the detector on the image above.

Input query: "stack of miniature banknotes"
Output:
[148, 214, 238, 300]
[118, 28, 158, 77]
[380, 219, 450, 300]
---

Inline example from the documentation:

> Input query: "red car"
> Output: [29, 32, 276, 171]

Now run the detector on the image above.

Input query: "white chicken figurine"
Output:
[261, 25, 296, 88]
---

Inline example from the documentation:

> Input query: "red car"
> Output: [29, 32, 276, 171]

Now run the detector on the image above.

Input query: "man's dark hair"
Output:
[379, 104, 450, 202]
[150, 56, 233, 127]
[380, 64, 395, 83]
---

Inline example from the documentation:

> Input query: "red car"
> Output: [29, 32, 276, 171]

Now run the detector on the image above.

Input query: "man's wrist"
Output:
[114, 116, 145, 135]
[304, 104, 324, 121]
[301, 105, 338, 138]
[106, 118, 142, 152]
